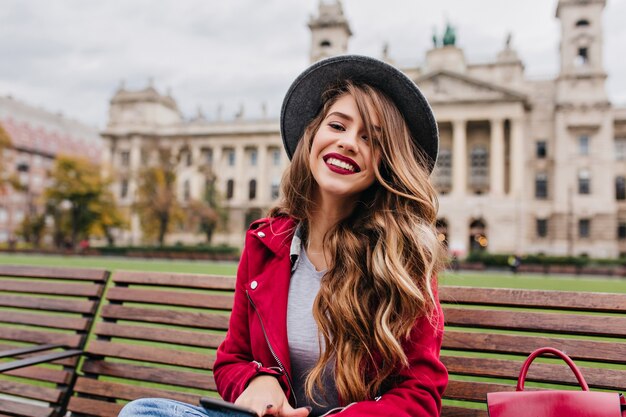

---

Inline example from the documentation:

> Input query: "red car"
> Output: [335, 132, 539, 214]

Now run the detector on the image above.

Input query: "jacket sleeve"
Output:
[337, 298, 448, 417]
[213, 241, 282, 402]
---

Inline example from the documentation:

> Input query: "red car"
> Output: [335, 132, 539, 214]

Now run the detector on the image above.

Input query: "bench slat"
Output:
[106, 287, 233, 310]
[4, 366, 71, 384]
[0, 379, 62, 402]
[442, 355, 626, 390]
[0, 265, 108, 281]
[443, 331, 626, 364]
[444, 380, 522, 402]
[86, 340, 215, 369]
[73, 377, 200, 405]
[444, 307, 626, 337]
[113, 271, 236, 290]
[100, 305, 230, 329]
[0, 279, 102, 297]
[67, 397, 122, 417]
[0, 327, 81, 347]
[81, 360, 217, 391]
[95, 322, 225, 348]
[0, 400, 53, 417]
[0, 294, 95, 313]
[0, 310, 88, 330]
[440, 286, 626, 313]
[441, 405, 488, 417]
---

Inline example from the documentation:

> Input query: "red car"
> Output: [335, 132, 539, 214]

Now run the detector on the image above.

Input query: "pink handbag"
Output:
[487, 347, 626, 417]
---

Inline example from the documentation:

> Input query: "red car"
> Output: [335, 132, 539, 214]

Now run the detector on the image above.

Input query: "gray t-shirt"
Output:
[287, 231, 339, 416]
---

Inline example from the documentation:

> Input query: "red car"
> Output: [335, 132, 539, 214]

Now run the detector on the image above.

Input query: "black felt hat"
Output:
[280, 54, 439, 172]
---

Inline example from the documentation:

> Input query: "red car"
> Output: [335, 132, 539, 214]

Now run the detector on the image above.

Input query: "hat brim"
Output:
[280, 55, 439, 172]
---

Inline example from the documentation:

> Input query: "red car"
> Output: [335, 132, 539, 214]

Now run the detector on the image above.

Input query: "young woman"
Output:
[119, 55, 447, 417]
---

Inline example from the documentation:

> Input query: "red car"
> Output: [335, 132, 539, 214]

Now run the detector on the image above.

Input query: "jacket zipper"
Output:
[246, 290, 298, 407]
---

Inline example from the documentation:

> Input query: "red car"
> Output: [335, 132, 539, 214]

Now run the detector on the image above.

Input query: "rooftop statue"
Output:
[443, 22, 456, 46]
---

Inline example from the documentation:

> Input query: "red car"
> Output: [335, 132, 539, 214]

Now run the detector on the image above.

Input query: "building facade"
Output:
[0, 96, 102, 244]
[103, 0, 626, 257]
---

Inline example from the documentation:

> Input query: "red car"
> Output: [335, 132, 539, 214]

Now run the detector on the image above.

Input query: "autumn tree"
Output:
[0, 124, 19, 194]
[133, 149, 183, 246]
[187, 174, 228, 244]
[45, 155, 120, 248]
[90, 189, 127, 246]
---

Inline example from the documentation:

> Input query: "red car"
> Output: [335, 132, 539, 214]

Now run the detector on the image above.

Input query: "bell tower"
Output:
[556, 0, 608, 104]
[308, 0, 352, 63]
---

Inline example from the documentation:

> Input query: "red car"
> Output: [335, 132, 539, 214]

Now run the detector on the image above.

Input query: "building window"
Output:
[320, 40, 331, 47]
[616, 176, 626, 201]
[576, 19, 590, 27]
[434, 148, 452, 192]
[271, 178, 280, 200]
[120, 179, 129, 199]
[616, 138, 626, 160]
[249, 179, 257, 200]
[579, 219, 590, 238]
[469, 146, 489, 192]
[186, 151, 193, 167]
[578, 135, 589, 155]
[536, 141, 547, 159]
[536, 218, 548, 238]
[203, 148, 213, 166]
[575, 47, 589, 66]
[578, 169, 591, 194]
[535, 173, 548, 199]
[227, 149, 235, 167]
[250, 149, 258, 166]
[120, 151, 130, 167]
[618, 222, 626, 240]
[272, 149, 281, 166]
[183, 180, 190, 201]
[226, 179, 234, 200]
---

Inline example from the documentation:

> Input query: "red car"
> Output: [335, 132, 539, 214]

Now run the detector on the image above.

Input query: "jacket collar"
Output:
[248, 216, 297, 256]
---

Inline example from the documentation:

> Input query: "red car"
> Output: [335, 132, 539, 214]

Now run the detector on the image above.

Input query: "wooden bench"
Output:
[0, 265, 110, 417]
[56, 271, 625, 416]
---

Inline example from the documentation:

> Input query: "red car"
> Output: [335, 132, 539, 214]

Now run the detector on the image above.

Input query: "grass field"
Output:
[1, 253, 625, 293]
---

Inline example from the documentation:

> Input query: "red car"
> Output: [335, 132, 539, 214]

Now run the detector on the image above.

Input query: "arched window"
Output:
[576, 19, 590, 27]
[320, 40, 332, 48]
[616, 176, 626, 200]
[469, 219, 488, 252]
[249, 179, 257, 200]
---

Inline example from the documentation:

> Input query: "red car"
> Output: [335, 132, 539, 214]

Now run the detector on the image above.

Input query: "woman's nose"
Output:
[337, 130, 359, 152]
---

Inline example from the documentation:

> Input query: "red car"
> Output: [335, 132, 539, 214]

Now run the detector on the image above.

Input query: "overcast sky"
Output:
[1, 0, 625, 130]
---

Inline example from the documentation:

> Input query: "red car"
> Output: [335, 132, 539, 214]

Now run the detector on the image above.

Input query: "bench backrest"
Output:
[0, 265, 110, 417]
[439, 286, 626, 417]
[66, 271, 626, 417]
[67, 270, 236, 417]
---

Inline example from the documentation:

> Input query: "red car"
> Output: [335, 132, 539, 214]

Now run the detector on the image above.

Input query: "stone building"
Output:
[103, 0, 626, 257]
[0, 96, 102, 244]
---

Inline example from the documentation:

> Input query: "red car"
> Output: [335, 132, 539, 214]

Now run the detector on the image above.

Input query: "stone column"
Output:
[452, 119, 467, 197]
[510, 118, 524, 197]
[257, 144, 268, 204]
[190, 146, 202, 200]
[490, 118, 505, 196]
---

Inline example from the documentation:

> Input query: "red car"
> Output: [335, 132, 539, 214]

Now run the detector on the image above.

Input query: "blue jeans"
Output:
[118, 398, 254, 417]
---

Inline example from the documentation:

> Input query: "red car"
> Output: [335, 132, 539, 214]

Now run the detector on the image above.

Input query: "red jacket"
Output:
[213, 216, 448, 416]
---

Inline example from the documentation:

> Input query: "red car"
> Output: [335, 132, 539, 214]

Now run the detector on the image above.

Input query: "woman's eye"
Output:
[329, 122, 344, 131]
[361, 135, 369, 142]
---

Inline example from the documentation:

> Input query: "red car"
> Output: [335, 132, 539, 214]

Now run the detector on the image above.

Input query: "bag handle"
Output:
[516, 347, 589, 392]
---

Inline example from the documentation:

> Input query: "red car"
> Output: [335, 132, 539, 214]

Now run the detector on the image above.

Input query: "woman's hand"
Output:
[235, 375, 311, 417]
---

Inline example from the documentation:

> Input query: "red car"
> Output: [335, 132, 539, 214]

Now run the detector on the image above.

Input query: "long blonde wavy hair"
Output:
[269, 81, 445, 405]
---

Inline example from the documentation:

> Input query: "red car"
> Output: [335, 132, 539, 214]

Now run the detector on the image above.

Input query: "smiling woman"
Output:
[119, 55, 446, 417]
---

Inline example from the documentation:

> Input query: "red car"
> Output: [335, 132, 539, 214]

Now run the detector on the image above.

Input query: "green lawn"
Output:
[1, 253, 625, 293]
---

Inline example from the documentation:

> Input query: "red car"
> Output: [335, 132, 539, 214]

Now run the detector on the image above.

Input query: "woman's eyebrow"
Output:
[327, 111, 382, 133]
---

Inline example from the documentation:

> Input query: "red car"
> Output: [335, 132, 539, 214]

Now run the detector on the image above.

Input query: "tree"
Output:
[0, 124, 19, 194]
[188, 199, 219, 244]
[45, 155, 109, 248]
[89, 189, 127, 246]
[18, 212, 47, 248]
[134, 149, 184, 246]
